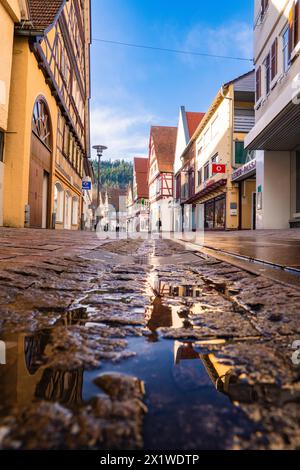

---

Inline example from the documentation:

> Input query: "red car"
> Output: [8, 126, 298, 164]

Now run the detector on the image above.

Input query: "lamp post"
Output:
[92, 145, 108, 226]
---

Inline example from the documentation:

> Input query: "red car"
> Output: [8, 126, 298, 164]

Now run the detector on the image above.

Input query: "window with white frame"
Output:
[54, 183, 64, 223]
[282, 26, 290, 73]
[204, 163, 210, 181]
[211, 154, 219, 165]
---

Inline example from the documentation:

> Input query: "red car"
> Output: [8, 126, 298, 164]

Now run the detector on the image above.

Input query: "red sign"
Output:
[212, 164, 226, 174]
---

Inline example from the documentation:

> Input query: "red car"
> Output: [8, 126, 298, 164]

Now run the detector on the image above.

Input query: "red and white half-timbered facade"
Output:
[148, 126, 177, 232]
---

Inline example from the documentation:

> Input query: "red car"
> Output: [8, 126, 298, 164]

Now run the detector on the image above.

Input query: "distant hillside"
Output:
[92, 159, 133, 188]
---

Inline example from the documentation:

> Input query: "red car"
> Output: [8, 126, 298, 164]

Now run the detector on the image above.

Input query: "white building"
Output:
[148, 126, 177, 232]
[245, 0, 300, 229]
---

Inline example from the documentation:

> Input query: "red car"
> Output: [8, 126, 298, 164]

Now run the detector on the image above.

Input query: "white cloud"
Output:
[90, 106, 156, 161]
[181, 21, 253, 66]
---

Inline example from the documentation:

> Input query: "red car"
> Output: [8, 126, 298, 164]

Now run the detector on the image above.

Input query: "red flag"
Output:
[212, 163, 226, 174]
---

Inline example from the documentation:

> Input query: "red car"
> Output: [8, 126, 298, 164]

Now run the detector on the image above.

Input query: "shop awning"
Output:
[186, 179, 227, 204]
[245, 100, 300, 151]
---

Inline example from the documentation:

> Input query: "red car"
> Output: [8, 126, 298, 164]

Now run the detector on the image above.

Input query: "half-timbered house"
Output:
[130, 157, 149, 232]
[1, 0, 91, 229]
[148, 126, 177, 232]
[174, 107, 205, 232]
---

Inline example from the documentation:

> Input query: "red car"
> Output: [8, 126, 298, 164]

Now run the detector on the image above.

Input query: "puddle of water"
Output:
[0, 327, 296, 450]
[84, 337, 258, 450]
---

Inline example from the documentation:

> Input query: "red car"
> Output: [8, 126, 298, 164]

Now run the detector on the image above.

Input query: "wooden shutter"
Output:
[256, 66, 261, 101]
[271, 38, 278, 80]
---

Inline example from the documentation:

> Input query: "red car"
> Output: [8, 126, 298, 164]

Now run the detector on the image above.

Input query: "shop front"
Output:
[204, 195, 226, 230]
[231, 156, 256, 230]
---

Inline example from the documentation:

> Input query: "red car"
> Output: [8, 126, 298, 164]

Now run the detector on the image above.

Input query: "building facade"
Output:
[245, 0, 300, 229]
[0, 1, 29, 226]
[148, 126, 177, 232]
[191, 71, 255, 231]
[126, 157, 149, 233]
[173, 106, 204, 232]
[0, 0, 91, 230]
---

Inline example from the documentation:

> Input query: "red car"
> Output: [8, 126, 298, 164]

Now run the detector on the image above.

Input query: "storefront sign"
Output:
[82, 178, 92, 191]
[212, 164, 226, 174]
[231, 159, 256, 182]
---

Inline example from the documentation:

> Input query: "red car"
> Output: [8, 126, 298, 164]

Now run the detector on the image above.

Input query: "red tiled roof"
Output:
[134, 157, 149, 199]
[186, 112, 205, 138]
[151, 126, 177, 173]
[17, 0, 64, 32]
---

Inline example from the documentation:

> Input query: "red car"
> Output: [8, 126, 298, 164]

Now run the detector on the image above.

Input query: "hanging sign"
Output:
[212, 164, 226, 174]
[82, 178, 92, 191]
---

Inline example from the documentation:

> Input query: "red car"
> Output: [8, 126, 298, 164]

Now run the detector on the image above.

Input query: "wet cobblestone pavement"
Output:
[0, 229, 300, 450]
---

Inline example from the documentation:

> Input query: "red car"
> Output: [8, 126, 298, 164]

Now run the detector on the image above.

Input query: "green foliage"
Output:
[92, 159, 133, 188]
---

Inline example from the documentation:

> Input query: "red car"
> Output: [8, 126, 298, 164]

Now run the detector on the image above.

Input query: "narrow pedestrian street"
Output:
[0, 228, 300, 450]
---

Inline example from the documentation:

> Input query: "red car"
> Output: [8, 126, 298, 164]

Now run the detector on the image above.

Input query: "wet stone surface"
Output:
[0, 230, 300, 450]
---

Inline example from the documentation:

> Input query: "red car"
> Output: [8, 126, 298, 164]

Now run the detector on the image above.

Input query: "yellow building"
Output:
[0, 0, 91, 230]
[0, 1, 29, 226]
[193, 71, 255, 230]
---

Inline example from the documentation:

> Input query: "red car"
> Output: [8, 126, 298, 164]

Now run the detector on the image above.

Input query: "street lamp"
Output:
[92, 145, 108, 224]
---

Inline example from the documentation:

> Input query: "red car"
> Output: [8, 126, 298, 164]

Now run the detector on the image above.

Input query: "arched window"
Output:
[32, 99, 52, 149]
[54, 183, 64, 223]
[72, 197, 79, 225]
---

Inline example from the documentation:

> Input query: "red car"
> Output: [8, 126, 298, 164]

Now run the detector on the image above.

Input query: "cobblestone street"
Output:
[0, 228, 300, 450]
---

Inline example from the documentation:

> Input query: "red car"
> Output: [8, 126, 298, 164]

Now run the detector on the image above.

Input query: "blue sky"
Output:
[90, 0, 254, 161]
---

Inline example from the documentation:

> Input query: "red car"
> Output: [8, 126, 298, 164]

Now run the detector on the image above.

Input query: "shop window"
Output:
[0, 131, 4, 162]
[215, 197, 226, 229]
[205, 200, 214, 229]
[204, 196, 226, 230]
[235, 142, 248, 165]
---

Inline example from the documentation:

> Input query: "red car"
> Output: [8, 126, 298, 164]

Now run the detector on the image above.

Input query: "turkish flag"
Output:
[212, 163, 226, 174]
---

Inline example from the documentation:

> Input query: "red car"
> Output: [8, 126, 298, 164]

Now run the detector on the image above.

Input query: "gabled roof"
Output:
[16, 0, 65, 33]
[134, 157, 149, 199]
[151, 126, 177, 173]
[186, 112, 205, 139]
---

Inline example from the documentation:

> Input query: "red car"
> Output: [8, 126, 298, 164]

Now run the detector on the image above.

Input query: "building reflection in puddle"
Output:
[0, 331, 84, 414]
[145, 298, 192, 342]
[148, 273, 202, 299]
[173, 341, 232, 392]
